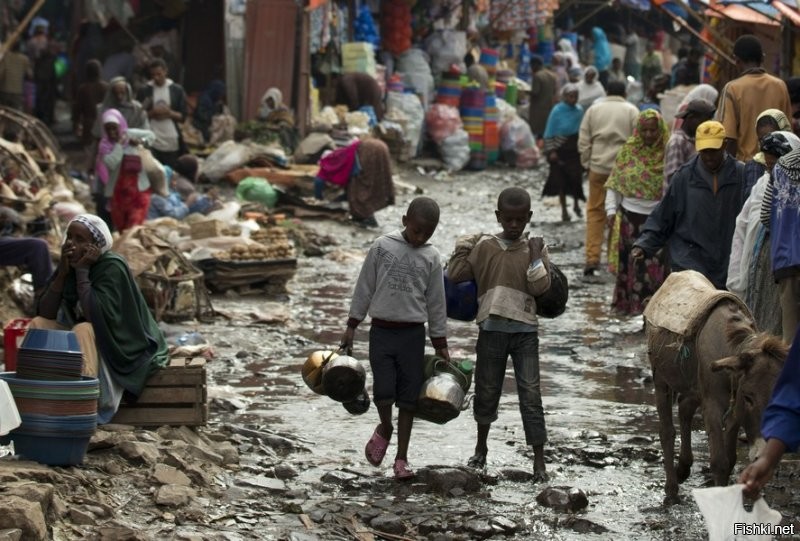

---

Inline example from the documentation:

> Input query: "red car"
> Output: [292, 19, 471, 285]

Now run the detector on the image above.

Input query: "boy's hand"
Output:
[340, 328, 355, 355]
[435, 347, 450, 362]
[528, 237, 545, 263]
[631, 247, 645, 261]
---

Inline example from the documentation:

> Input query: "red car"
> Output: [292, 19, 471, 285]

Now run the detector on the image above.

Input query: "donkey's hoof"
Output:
[663, 493, 681, 506]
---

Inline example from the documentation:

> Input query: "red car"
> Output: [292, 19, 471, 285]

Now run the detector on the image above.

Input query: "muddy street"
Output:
[163, 164, 798, 541]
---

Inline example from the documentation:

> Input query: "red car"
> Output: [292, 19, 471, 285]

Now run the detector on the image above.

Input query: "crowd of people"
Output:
[0, 15, 798, 501]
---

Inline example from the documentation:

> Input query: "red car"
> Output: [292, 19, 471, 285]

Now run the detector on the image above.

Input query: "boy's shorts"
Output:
[368, 324, 426, 411]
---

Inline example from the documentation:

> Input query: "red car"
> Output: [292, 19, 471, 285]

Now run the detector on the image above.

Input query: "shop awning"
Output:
[712, 3, 780, 24]
[772, 0, 800, 24]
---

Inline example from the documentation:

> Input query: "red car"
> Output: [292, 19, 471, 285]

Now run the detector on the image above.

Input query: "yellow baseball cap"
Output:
[695, 121, 727, 151]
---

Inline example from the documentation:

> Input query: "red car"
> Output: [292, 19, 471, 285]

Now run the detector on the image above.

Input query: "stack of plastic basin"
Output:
[0, 328, 98, 466]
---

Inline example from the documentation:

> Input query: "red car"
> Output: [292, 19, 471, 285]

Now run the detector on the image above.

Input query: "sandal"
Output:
[467, 453, 487, 469]
[393, 458, 415, 480]
[365, 425, 389, 466]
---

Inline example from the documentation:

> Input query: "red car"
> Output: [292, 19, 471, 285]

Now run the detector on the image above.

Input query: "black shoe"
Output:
[583, 265, 598, 277]
[467, 453, 487, 469]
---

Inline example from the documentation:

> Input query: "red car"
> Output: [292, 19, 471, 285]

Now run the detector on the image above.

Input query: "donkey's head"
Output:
[712, 328, 788, 460]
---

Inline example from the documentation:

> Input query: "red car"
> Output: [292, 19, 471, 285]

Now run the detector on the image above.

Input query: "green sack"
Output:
[236, 177, 278, 209]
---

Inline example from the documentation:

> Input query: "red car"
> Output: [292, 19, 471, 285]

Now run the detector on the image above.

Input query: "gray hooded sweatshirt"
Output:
[348, 230, 447, 346]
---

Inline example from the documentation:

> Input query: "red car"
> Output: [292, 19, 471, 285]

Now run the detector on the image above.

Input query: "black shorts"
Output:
[368, 324, 425, 411]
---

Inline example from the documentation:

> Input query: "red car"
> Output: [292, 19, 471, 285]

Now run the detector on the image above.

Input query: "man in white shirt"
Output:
[578, 81, 640, 276]
[137, 58, 187, 168]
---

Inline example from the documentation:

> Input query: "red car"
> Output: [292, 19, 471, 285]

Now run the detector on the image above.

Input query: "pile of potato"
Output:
[215, 226, 296, 262]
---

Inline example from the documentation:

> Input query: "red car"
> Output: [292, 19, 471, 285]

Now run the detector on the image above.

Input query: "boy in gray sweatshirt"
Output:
[341, 197, 450, 480]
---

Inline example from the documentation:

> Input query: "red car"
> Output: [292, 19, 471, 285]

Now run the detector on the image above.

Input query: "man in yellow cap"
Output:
[631, 121, 745, 289]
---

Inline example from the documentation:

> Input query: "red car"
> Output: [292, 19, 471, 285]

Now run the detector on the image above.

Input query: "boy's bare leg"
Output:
[533, 444, 548, 482]
[376, 404, 394, 441]
[395, 408, 414, 461]
[467, 423, 491, 468]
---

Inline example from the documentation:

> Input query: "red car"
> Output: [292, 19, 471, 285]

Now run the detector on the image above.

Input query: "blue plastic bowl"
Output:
[6, 432, 91, 466]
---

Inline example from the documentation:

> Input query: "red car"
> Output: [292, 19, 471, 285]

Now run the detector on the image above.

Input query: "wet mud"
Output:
[169, 166, 800, 540]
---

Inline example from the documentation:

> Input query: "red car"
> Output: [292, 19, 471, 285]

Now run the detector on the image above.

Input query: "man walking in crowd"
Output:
[137, 58, 187, 168]
[528, 55, 557, 140]
[578, 81, 639, 276]
[717, 35, 792, 162]
[0, 42, 31, 111]
[663, 98, 716, 188]
[767, 148, 800, 344]
[632, 121, 745, 289]
[674, 48, 702, 87]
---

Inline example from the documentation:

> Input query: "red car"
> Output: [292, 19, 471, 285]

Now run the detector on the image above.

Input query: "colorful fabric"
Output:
[611, 208, 668, 315]
[96, 108, 127, 187]
[317, 141, 361, 186]
[591, 27, 611, 72]
[605, 109, 669, 201]
[111, 168, 151, 231]
[543, 101, 584, 139]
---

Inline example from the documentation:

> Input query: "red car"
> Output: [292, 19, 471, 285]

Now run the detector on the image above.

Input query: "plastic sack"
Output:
[139, 147, 168, 196]
[693, 485, 781, 541]
[425, 30, 467, 76]
[345, 111, 370, 135]
[396, 49, 436, 109]
[386, 91, 424, 157]
[236, 177, 278, 209]
[426, 104, 462, 145]
[444, 270, 478, 321]
[439, 129, 470, 171]
[353, 6, 380, 49]
[500, 116, 535, 152]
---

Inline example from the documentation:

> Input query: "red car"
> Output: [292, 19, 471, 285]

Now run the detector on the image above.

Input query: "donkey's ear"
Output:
[711, 354, 752, 373]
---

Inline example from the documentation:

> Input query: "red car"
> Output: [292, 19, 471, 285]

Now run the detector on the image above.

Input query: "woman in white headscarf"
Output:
[32, 214, 169, 423]
[258, 87, 286, 120]
[577, 66, 606, 109]
[728, 131, 800, 335]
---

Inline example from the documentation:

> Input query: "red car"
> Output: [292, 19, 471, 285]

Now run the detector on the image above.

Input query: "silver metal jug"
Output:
[416, 371, 467, 424]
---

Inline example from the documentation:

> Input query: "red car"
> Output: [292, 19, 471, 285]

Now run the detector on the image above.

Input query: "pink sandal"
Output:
[365, 426, 389, 466]
[393, 458, 415, 480]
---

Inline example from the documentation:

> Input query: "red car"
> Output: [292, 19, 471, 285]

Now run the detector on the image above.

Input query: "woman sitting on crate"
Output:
[31, 214, 169, 424]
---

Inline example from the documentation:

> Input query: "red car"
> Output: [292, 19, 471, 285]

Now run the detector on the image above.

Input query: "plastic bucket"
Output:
[0, 380, 21, 436]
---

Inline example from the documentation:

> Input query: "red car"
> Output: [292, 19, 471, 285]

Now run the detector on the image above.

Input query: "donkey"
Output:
[647, 300, 788, 505]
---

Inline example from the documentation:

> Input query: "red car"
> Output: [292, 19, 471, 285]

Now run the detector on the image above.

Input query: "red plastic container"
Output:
[3, 318, 31, 371]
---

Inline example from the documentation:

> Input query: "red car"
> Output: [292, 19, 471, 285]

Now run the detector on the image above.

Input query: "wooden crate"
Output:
[111, 358, 208, 427]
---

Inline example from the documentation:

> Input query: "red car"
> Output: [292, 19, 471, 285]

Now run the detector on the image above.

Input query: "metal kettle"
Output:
[322, 354, 366, 403]
[416, 371, 468, 425]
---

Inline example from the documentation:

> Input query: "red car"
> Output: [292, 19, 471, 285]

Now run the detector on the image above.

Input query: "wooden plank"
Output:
[188, 357, 206, 367]
[111, 406, 207, 427]
[146, 368, 206, 387]
[133, 387, 201, 404]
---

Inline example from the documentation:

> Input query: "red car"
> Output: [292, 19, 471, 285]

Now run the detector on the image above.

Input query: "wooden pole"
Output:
[573, 1, 614, 30]
[654, 3, 735, 66]
[0, 0, 47, 60]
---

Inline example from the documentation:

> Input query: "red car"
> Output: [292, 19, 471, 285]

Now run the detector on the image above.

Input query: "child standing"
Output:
[340, 197, 450, 480]
[447, 187, 552, 482]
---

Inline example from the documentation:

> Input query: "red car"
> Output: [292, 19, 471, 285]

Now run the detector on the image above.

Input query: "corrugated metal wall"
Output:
[243, 0, 300, 120]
